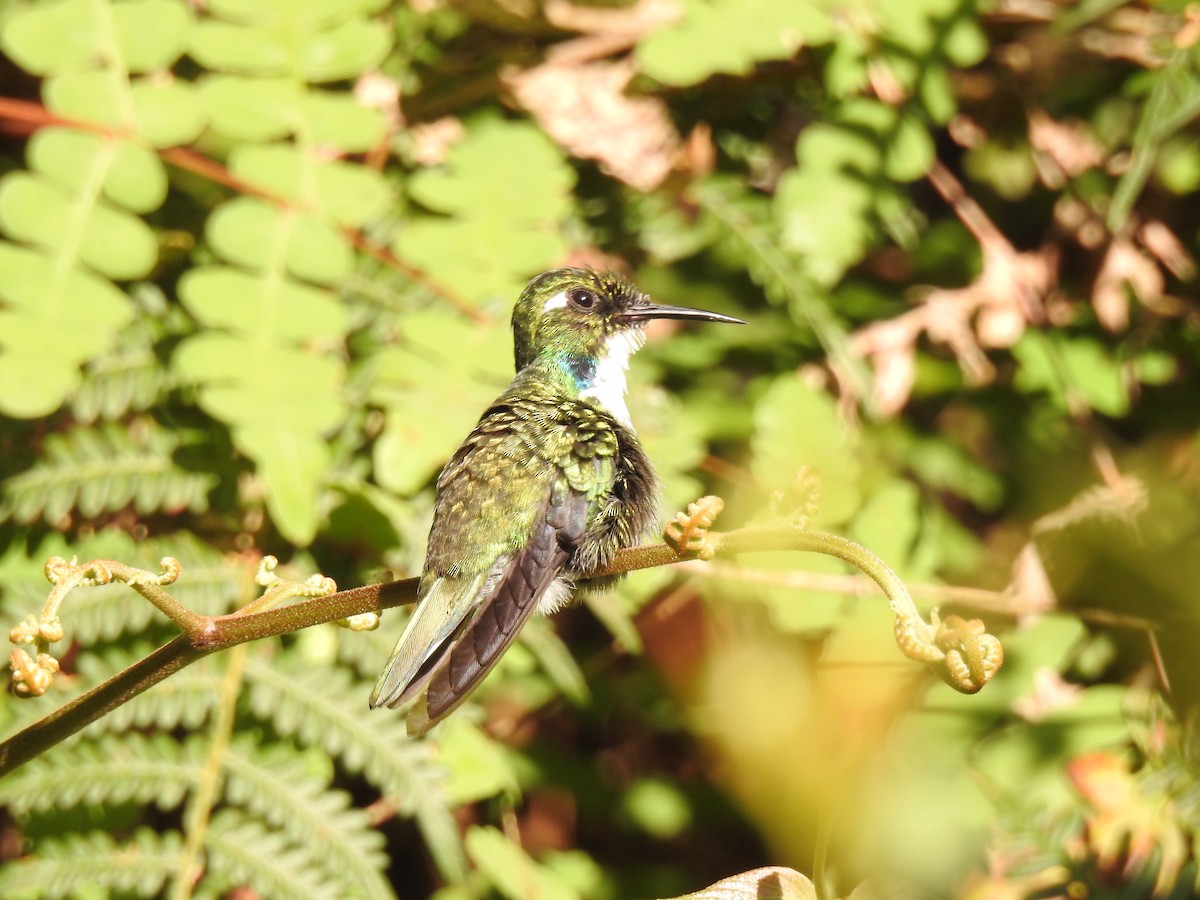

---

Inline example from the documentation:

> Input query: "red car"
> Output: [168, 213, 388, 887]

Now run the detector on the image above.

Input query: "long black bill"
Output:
[620, 302, 746, 325]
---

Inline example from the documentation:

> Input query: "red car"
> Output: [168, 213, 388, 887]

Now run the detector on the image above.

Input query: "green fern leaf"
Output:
[0, 827, 183, 900]
[637, 0, 831, 86]
[0, 0, 197, 417]
[70, 303, 175, 424]
[170, 0, 394, 547]
[0, 420, 217, 526]
[243, 657, 467, 880]
[0, 732, 198, 815]
[222, 738, 391, 899]
[200, 808, 342, 900]
[690, 178, 871, 405]
[396, 117, 575, 304]
[79, 649, 225, 734]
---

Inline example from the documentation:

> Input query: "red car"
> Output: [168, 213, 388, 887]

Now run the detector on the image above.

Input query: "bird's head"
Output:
[511, 268, 743, 372]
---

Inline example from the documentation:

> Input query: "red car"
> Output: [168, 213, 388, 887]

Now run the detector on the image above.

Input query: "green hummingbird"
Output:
[369, 268, 743, 735]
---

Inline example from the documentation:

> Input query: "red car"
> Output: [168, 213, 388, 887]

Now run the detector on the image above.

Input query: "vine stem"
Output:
[0, 520, 1003, 776]
[171, 643, 248, 900]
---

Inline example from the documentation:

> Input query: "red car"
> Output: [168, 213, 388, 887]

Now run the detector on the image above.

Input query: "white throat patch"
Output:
[579, 329, 643, 428]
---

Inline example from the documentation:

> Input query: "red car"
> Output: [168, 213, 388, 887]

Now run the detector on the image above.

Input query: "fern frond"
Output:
[200, 808, 341, 900]
[691, 178, 871, 400]
[78, 648, 223, 734]
[0, 828, 182, 900]
[222, 738, 391, 899]
[0, 732, 198, 815]
[0, 420, 217, 526]
[243, 657, 467, 879]
[21, 530, 246, 646]
[131, 530, 248, 619]
[71, 310, 175, 424]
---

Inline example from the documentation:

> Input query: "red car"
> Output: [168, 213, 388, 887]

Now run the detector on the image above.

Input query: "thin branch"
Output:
[1, 511, 1006, 777]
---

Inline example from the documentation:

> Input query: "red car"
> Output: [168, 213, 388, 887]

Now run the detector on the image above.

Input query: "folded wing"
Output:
[372, 475, 591, 735]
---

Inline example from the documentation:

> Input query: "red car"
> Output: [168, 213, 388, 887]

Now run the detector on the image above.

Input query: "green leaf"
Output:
[43, 69, 125, 127]
[180, 265, 348, 338]
[205, 199, 354, 285]
[0, 0, 101, 76]
[0, 828, 183, 900]
[0, 242, 133, 417]
[30, 128, 168, 215]
[199, 74, 303, 141]
[848, 478, 922, 575]
[397, 118, 574, 303]
[795, 123, 881, 175]
[750, 376, 862, 525]
[130, 78, 206, 147]
[637, 0, 832, 87]
[0, 420, 216, 525]
[0, 172, 157, 280]
[202, 809, 338, 900]
[188, 21, 298, 77]
[941, 16, 989, 67]
[208, 0, 375, 30]
[296, 16, 393, 82]
[438, 720, 519, 805]
[303, 90, 387, 152]
[244, 658, 467, 880]
[622, 777, 692, 839]
[235, 426, 329, 544]
[222, 739, 391, 899]
[691, 179, 870, 402]
[112, 0, 194, 73]
[229, 143, 391, 226]
[0, 732, 197, 814]
[466, 826, 581, 900]
[885, 113, 936, 182]
[775, 169, 873, 285]
[369, 310, 510, 494]
[71, 309, 174, 423]
[918, 65, 957, 124]
[175, 335, 346, 430]
[190, 16, 390, 82]
[1013, 332, 1130, 417]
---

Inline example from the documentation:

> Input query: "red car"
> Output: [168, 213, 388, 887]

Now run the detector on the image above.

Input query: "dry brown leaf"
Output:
[407, 117, 465, 166]
[1092, 237, 1163, 331]
[544, 0, 678, 36]
[1138, 219, 1197, 280]
[1029, 110, 1106, 187]
[1009, 541, 1057, 620]
[850, 243, 1056, 414]
[1013, 667, 1082, 721]
[507, 59, 681, 191]
[673, 866, 817, 900]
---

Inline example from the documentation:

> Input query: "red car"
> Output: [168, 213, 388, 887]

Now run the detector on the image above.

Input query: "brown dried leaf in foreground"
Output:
[507, 59, 680, 191]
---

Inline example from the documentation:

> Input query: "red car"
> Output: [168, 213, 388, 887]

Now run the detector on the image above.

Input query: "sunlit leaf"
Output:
[29, 128, 168, 214]
[229, 143, 391, 226]
[396, 118, 574, 304]
[638, 0, 832, 86]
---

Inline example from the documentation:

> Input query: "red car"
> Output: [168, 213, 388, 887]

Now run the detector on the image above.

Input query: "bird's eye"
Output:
[568, 288, 598, 310]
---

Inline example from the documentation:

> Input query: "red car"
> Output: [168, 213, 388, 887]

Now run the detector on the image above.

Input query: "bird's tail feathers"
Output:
[369, 572, 490, 710]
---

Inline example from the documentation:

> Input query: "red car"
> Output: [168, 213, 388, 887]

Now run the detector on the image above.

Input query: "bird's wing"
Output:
[368, 568, 497, 711]
[403, 476, 590, 736]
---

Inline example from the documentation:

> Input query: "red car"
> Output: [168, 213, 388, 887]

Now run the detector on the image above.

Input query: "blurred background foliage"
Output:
[1, 0, 1199, 897]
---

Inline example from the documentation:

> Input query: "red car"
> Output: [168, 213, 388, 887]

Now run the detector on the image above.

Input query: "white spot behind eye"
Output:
[542, 290, 570, 312]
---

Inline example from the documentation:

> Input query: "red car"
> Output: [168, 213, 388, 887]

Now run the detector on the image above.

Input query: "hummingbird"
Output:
[369, 268, 743, 735]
